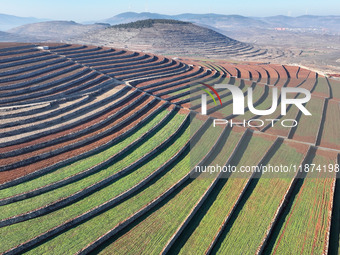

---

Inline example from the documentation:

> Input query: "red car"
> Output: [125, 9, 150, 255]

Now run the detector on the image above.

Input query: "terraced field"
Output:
[0, 42, 339, 255]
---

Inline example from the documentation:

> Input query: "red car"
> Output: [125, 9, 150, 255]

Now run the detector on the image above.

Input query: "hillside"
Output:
[0, 13, 47, 31]
[0, 42, 339, 254]
[9, 21, 110, 41]
[103, 12, 171, 25]
[76, 19, 281, 60]
[4, 13, 340, 72]
[102, 12, 340, 34]
[0, 31, 38, 42]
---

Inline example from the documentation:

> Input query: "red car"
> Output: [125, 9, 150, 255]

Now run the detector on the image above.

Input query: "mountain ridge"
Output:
[0, 13, 48, 31]
[75, 19, 280, 60]
[99, 12, 340, 34]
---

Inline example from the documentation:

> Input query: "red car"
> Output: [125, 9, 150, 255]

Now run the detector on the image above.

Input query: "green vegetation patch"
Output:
[111, 19, 190, 29]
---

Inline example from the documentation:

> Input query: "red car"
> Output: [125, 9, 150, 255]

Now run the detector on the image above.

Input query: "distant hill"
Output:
[111, 19, 190, 29]
[103, 12, 170, 25]
[102, 12, 267, 29]
[4, 12, 340, 44]
[257, 15, 340, 33]
[77, 19, 272, 59]
[9, 21, 110, 41]
[0, 13, 47, 31]
[101, 12, 340, 34]
[174, 14, 269, 31]
[3, 12, 340, 36]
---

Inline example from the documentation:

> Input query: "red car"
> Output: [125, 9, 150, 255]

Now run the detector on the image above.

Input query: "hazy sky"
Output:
[1, 0, 339, 22]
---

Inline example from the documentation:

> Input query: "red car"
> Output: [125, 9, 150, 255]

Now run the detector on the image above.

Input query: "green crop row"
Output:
[268, 153, 336, 255]
[320, 100, 340, 149]
[176, 133, 275, 254]
[18, 118, 221, 254]
[94, 125, 232, 254]
[292, 96, 324, 143]
[235, 85, 270, 121]
[328, 78, 340, 100]
[313, 77, 330, 97]
[213, 142, 305, 254]
[217, 83, 263, 117]
[0, 112, 198, 253]
[0, 110, 186, 219]
[0, 107, 170, 200]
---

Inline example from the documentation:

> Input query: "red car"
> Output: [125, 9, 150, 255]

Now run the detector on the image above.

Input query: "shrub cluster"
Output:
[111, 19, 190, 29]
